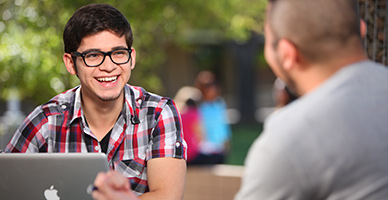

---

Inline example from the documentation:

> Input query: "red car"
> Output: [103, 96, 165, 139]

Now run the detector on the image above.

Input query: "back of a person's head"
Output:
[267, 0, 363, 63]
[63, 3, 133, 53]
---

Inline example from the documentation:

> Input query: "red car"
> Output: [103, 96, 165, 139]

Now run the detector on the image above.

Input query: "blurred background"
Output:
[0, 0, 386, 199]
[0, 0, 387, 165]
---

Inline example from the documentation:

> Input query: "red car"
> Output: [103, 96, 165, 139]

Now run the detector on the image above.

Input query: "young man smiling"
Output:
[5, 4, 187, 199]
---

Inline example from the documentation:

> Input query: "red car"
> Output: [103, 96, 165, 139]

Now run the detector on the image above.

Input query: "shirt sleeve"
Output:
[147, 98, 187, 160]
[235, 134, 306, 200]
[4, 106, 48, 153]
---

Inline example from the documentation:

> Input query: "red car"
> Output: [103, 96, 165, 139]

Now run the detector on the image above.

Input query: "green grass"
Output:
[226, 123, 263, 165]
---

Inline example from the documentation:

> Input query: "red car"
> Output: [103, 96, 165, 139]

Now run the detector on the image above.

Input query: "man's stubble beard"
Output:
[274, 55, 299, 98]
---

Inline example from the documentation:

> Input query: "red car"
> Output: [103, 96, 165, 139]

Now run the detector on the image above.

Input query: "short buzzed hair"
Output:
[267, 0, 363, 63]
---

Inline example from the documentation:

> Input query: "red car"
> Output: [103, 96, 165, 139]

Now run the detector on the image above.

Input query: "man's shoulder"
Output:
[125, 85, 173, 107]
[261, 105, 303, 145]
[265, 100, 307, 127]
[41, 87, 79, 117]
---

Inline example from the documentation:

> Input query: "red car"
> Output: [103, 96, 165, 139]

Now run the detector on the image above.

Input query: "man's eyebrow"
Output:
[111, 46, 129, 50]
[80, 46, 129, 53]
[80, 48, 100, 53]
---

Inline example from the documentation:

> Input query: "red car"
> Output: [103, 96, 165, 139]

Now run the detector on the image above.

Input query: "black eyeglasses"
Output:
[72, 48, 132, 67]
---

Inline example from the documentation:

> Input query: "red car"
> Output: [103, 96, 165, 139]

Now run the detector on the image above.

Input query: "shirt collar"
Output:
[68, 86, 84, 126]
[123, 84, 142, 124]
[67, 85, 141, 126]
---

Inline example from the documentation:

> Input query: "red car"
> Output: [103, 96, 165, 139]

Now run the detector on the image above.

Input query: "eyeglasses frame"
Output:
[71, 48, 132, 67]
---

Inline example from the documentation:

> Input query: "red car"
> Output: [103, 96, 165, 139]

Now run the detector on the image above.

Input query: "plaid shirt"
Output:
[5, 85, 187, 195]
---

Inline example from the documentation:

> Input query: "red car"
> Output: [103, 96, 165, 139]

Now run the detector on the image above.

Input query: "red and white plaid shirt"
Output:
[5, 85, 187, 195]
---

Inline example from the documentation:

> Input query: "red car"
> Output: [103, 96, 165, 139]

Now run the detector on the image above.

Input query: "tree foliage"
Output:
[0, 0, 266, 104]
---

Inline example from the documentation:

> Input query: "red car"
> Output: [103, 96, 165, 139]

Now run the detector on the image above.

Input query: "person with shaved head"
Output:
[235, 0, 388, 199]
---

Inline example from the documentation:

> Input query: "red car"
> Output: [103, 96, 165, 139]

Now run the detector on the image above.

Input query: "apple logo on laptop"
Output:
[44, 185, 60, 200]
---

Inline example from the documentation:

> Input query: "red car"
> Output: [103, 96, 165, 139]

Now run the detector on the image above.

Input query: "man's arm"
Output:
[139, 157, 186, 200]
[138, 97, 187, 199]
[92, 157, 186, 200]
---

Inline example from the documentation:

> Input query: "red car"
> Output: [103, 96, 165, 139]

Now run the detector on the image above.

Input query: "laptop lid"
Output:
[0, 153, 109, 200]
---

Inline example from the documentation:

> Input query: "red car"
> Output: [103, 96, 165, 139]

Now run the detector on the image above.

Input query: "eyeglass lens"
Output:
[84, 49, 130, 67]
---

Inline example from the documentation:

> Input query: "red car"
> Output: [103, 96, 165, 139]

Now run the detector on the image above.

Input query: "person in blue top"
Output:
[191, 70, 232, 165]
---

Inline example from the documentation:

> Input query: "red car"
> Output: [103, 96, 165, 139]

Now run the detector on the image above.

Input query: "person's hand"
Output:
[92, 170, 139, 200]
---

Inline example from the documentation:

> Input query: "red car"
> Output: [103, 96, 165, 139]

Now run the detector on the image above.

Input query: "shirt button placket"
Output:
[60, 104, 67, 110]
[175, 141, 181, 148]
[94, 145, 100, 152]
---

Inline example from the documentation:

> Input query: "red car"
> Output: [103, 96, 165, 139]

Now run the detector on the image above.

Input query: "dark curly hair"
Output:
[63, 4, 133, 53]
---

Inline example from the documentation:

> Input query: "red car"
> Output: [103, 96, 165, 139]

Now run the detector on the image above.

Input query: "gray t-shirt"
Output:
[235, 61, 388, 200]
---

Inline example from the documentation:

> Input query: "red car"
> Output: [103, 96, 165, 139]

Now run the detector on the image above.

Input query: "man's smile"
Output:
[96, 76, 118, 82]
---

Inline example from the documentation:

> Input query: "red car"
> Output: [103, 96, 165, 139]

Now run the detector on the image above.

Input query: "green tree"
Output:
[0, 0, 266, 104]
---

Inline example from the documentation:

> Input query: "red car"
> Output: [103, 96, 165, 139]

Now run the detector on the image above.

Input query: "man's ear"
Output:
[277, 39, 299, 71]
[360, 19, 367, 39]
[63, 53, 77, 75]
[130, 47, 136, 70]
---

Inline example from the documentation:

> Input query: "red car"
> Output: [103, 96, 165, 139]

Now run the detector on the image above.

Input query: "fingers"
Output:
[105, 171, 131, 191]
[92, 172, 109, 200]
[92, 171, 139, 200]
[93, 172, 107, 192]
[91, 189, 107, 200]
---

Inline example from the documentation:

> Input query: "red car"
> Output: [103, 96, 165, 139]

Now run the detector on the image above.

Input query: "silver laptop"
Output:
[0, 153, 109, 200]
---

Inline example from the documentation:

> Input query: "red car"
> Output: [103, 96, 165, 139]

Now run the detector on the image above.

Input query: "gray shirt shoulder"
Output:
[236, 61, 388, 200]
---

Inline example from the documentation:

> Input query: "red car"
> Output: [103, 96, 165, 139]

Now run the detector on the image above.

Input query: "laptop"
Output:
[0, 153, 110, 200]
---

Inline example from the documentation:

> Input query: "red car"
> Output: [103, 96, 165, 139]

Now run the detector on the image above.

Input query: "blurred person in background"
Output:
[4, 4, 186, 199]
[194, 71, 232, 165]
[174, 86, 203, 164]
[236, 0, 388, 199]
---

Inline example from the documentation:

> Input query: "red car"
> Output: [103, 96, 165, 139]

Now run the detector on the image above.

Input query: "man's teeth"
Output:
[97, 76, 117, 82]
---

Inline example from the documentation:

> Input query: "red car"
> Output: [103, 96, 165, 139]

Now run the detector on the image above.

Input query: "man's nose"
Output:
[98, 55, 117, 72]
